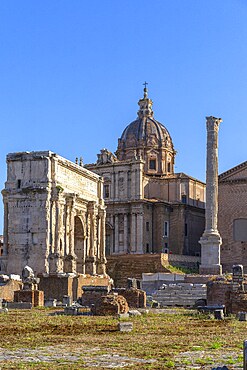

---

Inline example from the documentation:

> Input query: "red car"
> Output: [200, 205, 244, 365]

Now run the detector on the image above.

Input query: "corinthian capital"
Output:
[206, 116, 222, 131]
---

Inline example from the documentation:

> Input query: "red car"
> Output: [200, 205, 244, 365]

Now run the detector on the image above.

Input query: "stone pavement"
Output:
[0, 344, 156, 368]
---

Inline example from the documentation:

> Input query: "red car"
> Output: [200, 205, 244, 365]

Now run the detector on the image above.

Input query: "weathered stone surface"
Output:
[214, 309, 224, 320]
[62, 295, 72, 307]
[129, 309, 141, 316]
[0, 151, 106, 277]
[200, 116, 222, 275]
[7, 302, 32, 309]
[64, 306, 78, 315]
[0, 308, 8, 314]
[238, 312, 247, 321]
[44, 299, 57, 307]
[114, 288, 146, 308]
[118, 322, 133, 332]
[14, 290, 44, 307]
[0, 278, 22, 301]
[91, 294, 129, 316]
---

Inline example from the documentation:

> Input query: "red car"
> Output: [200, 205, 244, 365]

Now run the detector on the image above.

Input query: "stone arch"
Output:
[74, 216, 86, 273]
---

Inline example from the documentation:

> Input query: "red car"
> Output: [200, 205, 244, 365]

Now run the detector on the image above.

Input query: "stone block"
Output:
[0, 308, 8, 314]
[62, 295, 72, 307]
[7, 302, 32, 309]
[14, 290, 44, 307]
[64, 307, 78, 315]
[118, 322, 133, 332]
[44, 299, 57, 307]
[239, 312, 247, 321]
[214, 309, 224, 320]
[92, 294, 129, 316]
[129, 309, 141, 316]
[118, 313, 129, 319]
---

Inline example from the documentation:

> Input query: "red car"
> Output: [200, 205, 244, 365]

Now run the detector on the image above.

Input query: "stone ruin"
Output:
[76, 277, 146, 316]
[91, 293, 129, 316]
[207, 264, 247, 314]
[13, 266, 44, 307]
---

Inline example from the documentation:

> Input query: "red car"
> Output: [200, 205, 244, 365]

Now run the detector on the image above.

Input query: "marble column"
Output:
[123, 214, 128, 253]
[97, 208, 107, 275]
[85, 202, 97, 275]
[136, 213, 143, 253]
[131, 213, 136, 252]
[114, 214, 119, 253]
[199, 116, 222, 275]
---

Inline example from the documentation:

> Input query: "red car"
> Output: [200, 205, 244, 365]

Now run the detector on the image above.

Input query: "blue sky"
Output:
[0, 0, 247, 232]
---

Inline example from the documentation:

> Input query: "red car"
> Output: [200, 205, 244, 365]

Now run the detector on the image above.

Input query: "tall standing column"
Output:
[199, 116, 222, 275]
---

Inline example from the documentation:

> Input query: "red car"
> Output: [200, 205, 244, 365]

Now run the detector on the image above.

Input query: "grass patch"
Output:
[166, 264, 199, 274]
[0, 307, 244, 369]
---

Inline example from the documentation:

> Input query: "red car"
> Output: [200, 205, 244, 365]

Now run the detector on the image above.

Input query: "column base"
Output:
[97, 257, 107, 275]
[85, 256, 97, 275]
[199, 264, 222, 275]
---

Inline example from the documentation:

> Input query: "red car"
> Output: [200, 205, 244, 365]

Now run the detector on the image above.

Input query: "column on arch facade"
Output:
[85, 201, 97, 275]
[97, 207, 107, 274]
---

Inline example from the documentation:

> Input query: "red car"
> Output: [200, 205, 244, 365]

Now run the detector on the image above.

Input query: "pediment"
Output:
[146, 148, 159, 155]
[219, 161, 247, 182]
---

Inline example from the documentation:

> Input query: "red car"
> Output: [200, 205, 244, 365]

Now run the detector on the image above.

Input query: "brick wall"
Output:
[106, 253, 170, 288]
[106, 253, 201, 288]
[218, 179, 247, 271]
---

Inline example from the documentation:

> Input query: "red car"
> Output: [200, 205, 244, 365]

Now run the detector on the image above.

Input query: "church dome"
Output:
[116, 85, 176, 175]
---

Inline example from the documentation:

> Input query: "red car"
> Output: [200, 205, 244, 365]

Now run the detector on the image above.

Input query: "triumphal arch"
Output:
[0, 151, 106, 276]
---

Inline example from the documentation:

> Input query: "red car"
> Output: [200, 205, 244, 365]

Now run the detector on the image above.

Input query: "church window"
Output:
[164, 221, 169, 237]
[149, 159, 156, 170]
[233, 219, 247, 241]
[185, 223, 188, 236]
[167, 162, 171, 172]
[146, 243, 149, 253]
[146, 221, 149, 232]
[182, 195, 187, 204]
[104, 184, 110, 198]
[17, 179, 21, 189]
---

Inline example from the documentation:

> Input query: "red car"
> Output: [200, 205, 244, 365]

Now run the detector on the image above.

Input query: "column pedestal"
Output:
[199, 232, 222, 275]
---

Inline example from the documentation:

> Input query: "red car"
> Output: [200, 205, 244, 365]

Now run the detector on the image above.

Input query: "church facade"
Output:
[0, 151, 106, 276]
[86, 87, 206, 256]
